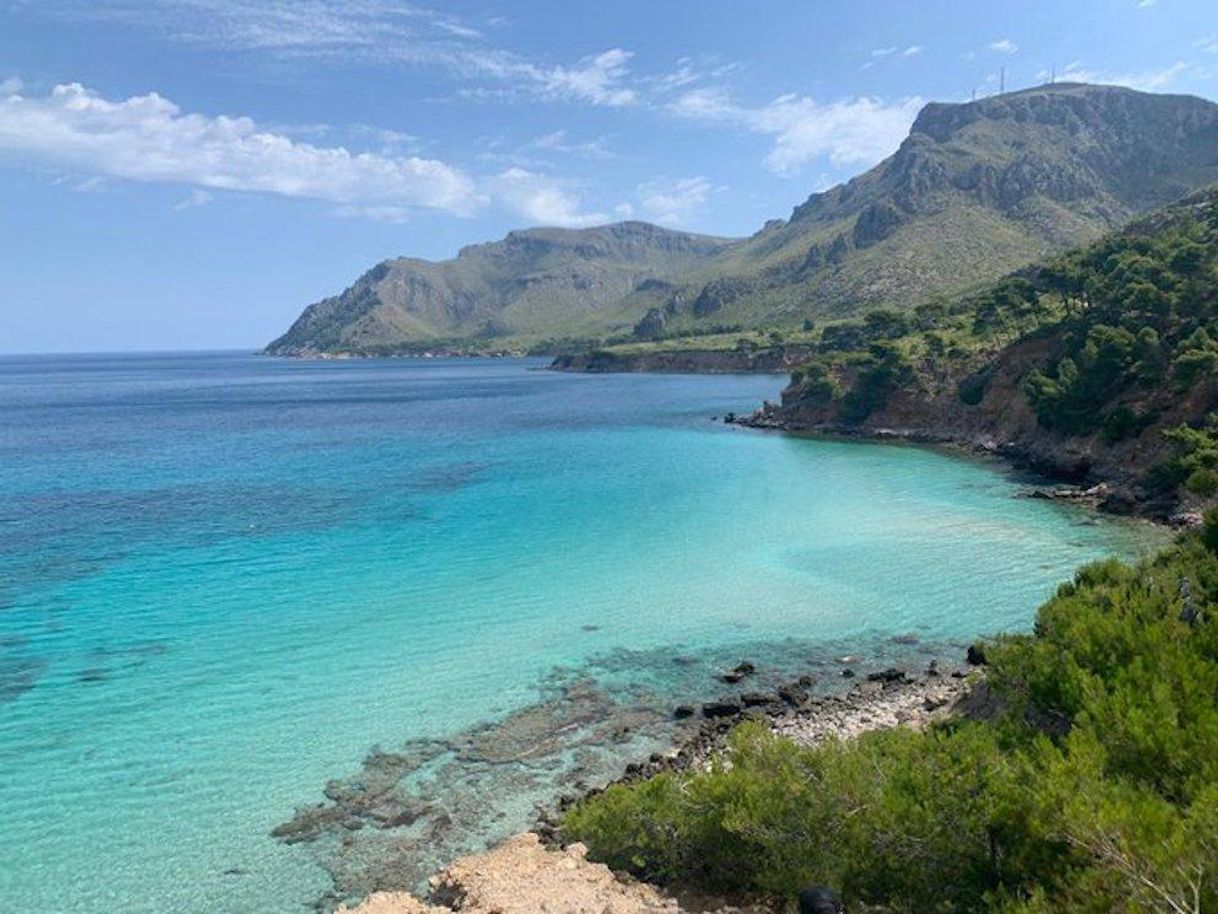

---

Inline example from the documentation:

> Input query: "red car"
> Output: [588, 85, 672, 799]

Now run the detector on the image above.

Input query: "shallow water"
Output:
[0, 353, 1158, 912]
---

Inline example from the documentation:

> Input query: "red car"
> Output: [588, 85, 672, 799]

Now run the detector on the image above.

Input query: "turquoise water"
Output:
[0, 353, 1157, 912]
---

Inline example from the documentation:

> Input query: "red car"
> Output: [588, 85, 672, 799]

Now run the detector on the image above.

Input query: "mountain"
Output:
[640, 82, 1218, 333]
[267, 83, 1218, 357]
[264, 222, 733, 356]
[746, 185, 1218, 522]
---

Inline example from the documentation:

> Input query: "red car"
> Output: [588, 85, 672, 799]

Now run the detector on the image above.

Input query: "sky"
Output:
[1, 1, 1216, 353]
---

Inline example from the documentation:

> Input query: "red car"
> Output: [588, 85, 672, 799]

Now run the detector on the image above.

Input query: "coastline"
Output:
[339, 659, 982, 914]
[535, 656, 980, 842]
[731, 410, 1197, 529]
[273, 635, 984, 912]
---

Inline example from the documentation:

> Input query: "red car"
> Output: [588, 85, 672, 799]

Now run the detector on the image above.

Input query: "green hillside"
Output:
[267, 83, 1218, 357]
[758, 186, 1218, 521]
[264, 222, 735, 356]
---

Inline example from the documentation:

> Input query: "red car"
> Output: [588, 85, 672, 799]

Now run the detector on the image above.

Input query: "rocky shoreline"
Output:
[548, 346, 813, 374]
[338, 655, 984, 914]
[275, 636, 984, 912]
[535, 654, 981, 842]
[731, 409, 1199, 528]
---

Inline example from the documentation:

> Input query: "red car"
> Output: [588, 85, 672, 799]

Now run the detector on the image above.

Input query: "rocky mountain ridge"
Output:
[267, 83, 1218, 357]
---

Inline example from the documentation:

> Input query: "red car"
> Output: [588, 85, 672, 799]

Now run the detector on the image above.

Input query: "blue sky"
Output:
[1, 0, 1216, 352]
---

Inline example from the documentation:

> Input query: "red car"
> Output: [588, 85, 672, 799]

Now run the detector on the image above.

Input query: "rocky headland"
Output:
[733, 354, 1209, 528]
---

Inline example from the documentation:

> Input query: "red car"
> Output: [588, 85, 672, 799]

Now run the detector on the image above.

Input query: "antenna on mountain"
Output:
[1000, 66, 1006, 94]
[1050, 63, 1056, 85]
[971, 87, 977, 101]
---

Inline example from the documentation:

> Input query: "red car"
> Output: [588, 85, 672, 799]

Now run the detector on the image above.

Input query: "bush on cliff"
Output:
[564, 533, 1218, 912]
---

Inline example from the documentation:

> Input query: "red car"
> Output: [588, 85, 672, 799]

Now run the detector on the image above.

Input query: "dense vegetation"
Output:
[564, 527, 1218, 912]
[1020, 208, 1218, 439]
[781, 189, 1218, 456]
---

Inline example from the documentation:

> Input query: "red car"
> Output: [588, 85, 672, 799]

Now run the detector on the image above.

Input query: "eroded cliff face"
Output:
[753, 338, 1216, 522]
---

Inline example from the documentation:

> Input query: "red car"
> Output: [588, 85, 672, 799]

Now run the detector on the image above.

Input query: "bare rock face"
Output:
[337, 833, 763, 914]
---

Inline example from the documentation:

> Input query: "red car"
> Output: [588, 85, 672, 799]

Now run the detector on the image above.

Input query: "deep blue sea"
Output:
[0, 352, 1159, 912]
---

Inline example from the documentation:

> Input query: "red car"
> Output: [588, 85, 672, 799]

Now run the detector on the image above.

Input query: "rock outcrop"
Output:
[337, 833, 764, 914]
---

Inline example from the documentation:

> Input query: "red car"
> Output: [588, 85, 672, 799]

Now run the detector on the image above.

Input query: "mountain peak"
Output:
[267, 84, 1218, 356]
[908, 81, 1213, 144]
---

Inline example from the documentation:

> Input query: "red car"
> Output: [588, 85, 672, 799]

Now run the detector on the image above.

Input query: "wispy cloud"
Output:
[636, 175, 713, 225]
[172, 187, 213, 211]
[0, 82, 478, 213]
[1196, 36, 1218, 54]
[1038, 60, 1189, 91]
[870, 45, 923, 59]
[17, 1, 639, 108]
[533, 130, 617, 160]
[988, 38, 1018, 54]
[670, 87, 922, 174]
[490, 167, 607, 227]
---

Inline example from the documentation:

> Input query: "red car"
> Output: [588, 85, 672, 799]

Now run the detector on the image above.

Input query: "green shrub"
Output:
[566, 535, 1218, 912]
[1187, 468, 1218, 497]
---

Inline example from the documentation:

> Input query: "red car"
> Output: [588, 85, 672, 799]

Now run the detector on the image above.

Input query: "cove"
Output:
[0, 353, 1158, 912]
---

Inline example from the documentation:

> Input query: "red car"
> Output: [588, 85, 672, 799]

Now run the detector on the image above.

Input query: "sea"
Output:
[0, 352, 1160, 912]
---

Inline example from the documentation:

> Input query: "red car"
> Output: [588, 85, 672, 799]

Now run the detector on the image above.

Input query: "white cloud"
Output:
[1196, 36, 1218, 54]
[989, 38, 1018, 54]
[532, 48, 637, 106]
[636, 176, 713, 225]
[29, 2, 638, 108]
[533, 129, 616, 159]
[670, 88, 922, 174]
[870, 45, 923, 60]
[1, 76, 23, 96]
[173, 188, 213, 210]
[1040, 60, 1189, 91]
[0, 82, 478, 214]
[490, 167, 606, 227]
[1136, 0, 1156, 8]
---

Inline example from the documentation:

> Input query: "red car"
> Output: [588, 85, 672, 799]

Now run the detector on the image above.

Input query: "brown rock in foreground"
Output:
[338, 833, 763, 914]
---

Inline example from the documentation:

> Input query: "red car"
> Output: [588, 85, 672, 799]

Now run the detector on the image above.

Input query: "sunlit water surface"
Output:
[0, 353, 1159, 912]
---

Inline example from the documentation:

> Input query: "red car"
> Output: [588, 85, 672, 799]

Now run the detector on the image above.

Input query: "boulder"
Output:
[741, 692, 775, 707]
[777, 685, 810, 706]
[701, 700, 742, 719]
[867, 667, 908, 684]
[799, 885, 844, 914]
